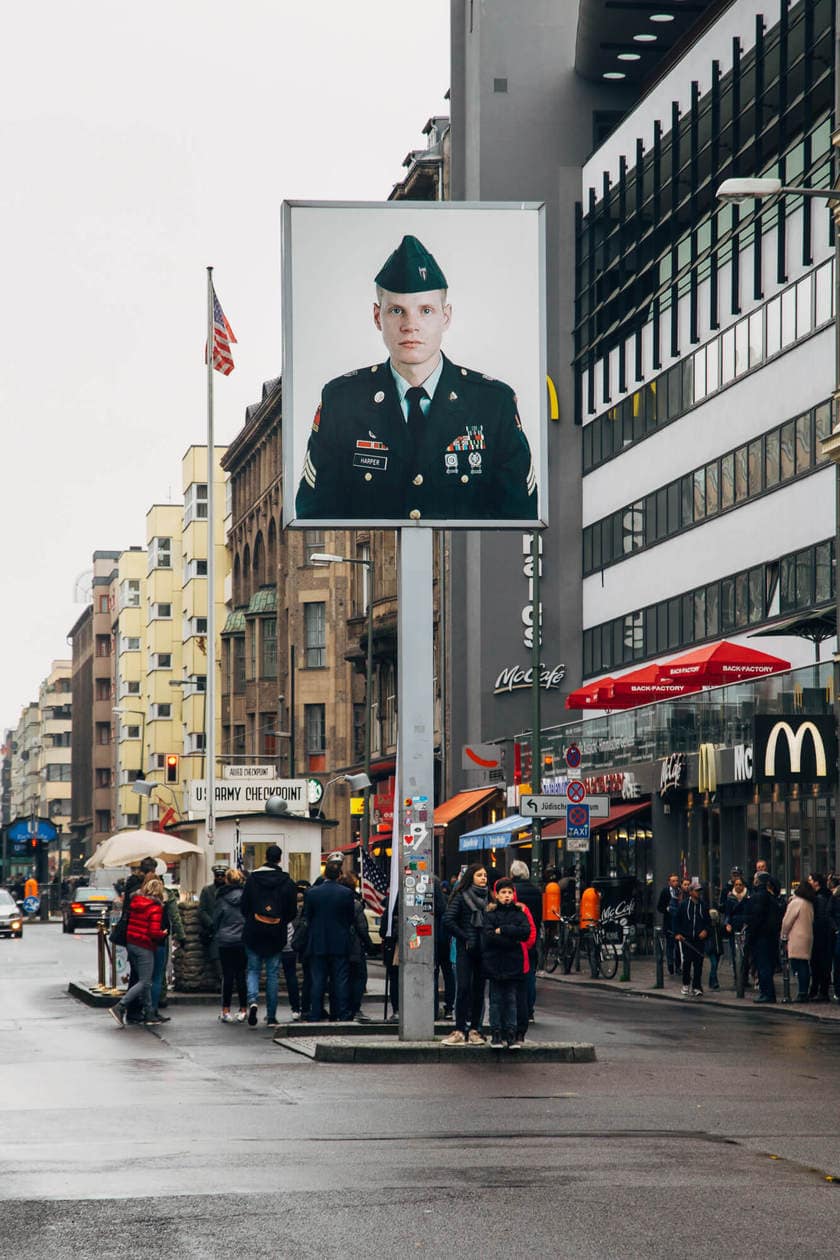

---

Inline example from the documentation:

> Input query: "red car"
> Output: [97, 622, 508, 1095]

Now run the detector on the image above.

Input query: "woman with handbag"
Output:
[214, 868, 248, 1023]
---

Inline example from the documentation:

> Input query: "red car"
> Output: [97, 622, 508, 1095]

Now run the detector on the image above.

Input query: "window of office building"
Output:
[96, 810, 112, 833]
[233, 636, 246, 690]
[148, 537, 172, 570]
[304, 531, 324, 565]
[262, 617, 277, 678]
[119, 579, 140, 609]
[583, 538, 835, 678]
[582, 400, 832, 576]
[304, 703, 326, 771]
[95, 635, 111, 658]
[304, 602, 326, 668]
[96, 722, 111, 746]
[184, 482, 208, 525]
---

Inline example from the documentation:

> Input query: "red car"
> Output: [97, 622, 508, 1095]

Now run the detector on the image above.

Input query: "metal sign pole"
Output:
[397, 529, 435, 1042]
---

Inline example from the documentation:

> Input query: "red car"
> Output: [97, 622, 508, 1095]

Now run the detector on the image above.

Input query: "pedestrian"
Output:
[482, 878, 532, 1049]
[214, 868, 248, 1024]
[509, 859, 542, 1022]
[291, 887, 311, 1020]
[240, 844, 297, 1028]
[339, 873, 372, 1022]
[433, 876, 455, 1021]
[781, 880, 815, 1002]
[675, 879, 710, 998]
[149, 880, 186, 1021]
[199, 863, 228, 982]
[723, 874, 751, 975]
[748, 871, 782, 1004]
[113, 857, 158, 1024]
[303, 861, 354, 1022]
[807, 873, 833, 1002]
[707, 907, 724, 991]
[656, 873, 681, 975]
[442, 863, 489, 1047]
[379, 892, 400, 1023]
[829, 876, 840, 1001]
[109, 877, 168, 1027]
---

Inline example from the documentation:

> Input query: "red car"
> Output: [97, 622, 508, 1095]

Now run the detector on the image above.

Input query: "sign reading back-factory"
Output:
[753, 715, 837, 784]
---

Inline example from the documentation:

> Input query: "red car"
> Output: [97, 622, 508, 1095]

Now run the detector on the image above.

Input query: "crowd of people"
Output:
[656, 864, 840, 1004]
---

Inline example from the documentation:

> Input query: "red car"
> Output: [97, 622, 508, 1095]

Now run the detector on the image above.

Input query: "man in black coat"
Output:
[747, 871, 782, 1003]
[656, 873, 682, 975]
[295, 234, 538, 524]
[240, 844, 297, 1027]
[674, 880, 711, 998]
[510, 860, 542, 1021]
[303, 862, 355, 1022]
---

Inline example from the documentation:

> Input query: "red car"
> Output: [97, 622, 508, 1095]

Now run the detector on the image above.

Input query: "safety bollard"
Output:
[94, 922, 107, 990]
[780, 941, 791, 1004]
[620, 932, 631, 982]
[735, 929, 746, 999]
[653, 926, 664, 988]
[108, 933, 118, 993]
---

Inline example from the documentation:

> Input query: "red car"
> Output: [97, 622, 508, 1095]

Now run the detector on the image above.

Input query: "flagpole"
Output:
[205, 266, 217, 860]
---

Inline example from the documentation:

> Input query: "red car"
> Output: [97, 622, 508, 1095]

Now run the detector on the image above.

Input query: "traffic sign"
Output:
[520, 795, 568, 818]
[567, 780, 586, 804]
[22, 896, 40, 915]
[565, 744, 581, 769]
[520, 794, 610, 819]
[566, 803, 590, 842]
[566, 835, 590, 852]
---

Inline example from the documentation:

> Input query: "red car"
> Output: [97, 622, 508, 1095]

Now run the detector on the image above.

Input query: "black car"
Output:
[0, 889, 23, 938]
[62, 887, 114, 933]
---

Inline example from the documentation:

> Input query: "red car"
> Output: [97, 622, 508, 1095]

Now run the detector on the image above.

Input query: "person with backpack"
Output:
[214, 868, 248, 1023]
[240, 844, 297, 1028]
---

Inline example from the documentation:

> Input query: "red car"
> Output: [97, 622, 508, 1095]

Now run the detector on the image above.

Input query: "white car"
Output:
[0, 889, 23, 938]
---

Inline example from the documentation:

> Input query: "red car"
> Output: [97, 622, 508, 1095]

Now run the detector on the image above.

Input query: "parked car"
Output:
[0, 889, 23, 938]
[62, 887, 114, 933]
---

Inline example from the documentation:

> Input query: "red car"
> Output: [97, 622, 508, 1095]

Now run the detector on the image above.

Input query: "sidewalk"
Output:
[540, 952, 840, 1023]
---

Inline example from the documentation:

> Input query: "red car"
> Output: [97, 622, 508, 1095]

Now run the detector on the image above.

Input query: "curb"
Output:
[275, 1037, 597, 1064]
[540, 972, 840, 1023]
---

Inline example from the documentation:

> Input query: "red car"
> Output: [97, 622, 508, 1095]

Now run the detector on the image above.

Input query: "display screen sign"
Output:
[282, 201, 547, 530]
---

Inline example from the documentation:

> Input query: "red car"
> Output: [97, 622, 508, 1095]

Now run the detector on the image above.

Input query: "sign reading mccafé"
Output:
[753, 715, 837, 784]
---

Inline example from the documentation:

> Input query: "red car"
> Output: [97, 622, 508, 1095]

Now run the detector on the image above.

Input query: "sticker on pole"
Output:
[567, 779, 586, 804]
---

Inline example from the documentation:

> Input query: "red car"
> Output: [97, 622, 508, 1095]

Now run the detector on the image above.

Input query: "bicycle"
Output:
[543, 912, 579, 974]
[585, 920, 620, 979]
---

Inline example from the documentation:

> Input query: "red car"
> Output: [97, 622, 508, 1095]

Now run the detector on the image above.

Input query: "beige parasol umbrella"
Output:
[85, 831, 203, 870]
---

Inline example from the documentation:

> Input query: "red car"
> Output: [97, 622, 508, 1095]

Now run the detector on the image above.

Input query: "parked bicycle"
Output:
[543, 912, 579, 974]
[585, 920, 620, 979]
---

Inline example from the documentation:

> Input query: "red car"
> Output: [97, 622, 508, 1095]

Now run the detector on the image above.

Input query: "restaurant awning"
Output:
[458, 814, 532, 852]
[434, 787, 502, 829]
[543, 800, 649, 839]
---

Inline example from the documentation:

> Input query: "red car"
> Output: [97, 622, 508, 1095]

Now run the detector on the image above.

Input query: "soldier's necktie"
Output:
[405, 386, 428, 449]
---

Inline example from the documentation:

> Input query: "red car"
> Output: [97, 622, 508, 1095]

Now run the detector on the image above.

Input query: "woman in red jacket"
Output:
[110, 878, 168, 1027]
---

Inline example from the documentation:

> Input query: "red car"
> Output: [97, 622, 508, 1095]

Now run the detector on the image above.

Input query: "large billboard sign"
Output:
[282, 201, 547, 530]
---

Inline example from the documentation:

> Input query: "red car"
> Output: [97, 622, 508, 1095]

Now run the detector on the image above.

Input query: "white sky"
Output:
[0, 0, 450, 728]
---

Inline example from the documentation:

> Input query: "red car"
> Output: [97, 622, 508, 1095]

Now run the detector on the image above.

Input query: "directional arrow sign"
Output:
[520, 795, 611, 819]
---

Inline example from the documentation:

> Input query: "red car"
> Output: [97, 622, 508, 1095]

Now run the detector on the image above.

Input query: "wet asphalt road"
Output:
[1, 924, 840, 1258]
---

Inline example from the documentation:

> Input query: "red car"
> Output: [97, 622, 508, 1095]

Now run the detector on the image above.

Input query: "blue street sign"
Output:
[566, 803, 590, 841]
[22, 896, 40, 915]
[7, 818, 58, 843]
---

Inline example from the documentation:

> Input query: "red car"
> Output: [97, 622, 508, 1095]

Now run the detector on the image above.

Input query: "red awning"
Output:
[434, 787, 502, 829]
[565, 677, 616, 710]
[658, 640, 790, 685]
[543, 800, 649, 839]
[602, 663, 703, 707]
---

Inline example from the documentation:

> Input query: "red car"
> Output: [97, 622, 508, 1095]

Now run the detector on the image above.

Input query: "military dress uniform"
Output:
[295, 352, 538, 522]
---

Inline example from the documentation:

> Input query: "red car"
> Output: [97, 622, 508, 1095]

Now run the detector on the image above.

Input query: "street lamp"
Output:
[717, 167, 840, 872]
[310, 551, 375, 852]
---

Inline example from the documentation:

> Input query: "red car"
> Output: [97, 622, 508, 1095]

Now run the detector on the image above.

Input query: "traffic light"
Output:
[165, 754, 179, 784]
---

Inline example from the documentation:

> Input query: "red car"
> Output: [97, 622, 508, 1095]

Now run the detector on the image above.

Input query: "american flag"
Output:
[206, 285, 237, 375]
[361, 849, 388, 917]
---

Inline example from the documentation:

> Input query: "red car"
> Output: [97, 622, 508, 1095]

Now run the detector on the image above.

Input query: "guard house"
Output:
[173, 811, 324, 893]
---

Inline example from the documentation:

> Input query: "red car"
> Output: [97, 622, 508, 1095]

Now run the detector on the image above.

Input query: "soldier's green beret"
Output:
[375, 235, 448, 294]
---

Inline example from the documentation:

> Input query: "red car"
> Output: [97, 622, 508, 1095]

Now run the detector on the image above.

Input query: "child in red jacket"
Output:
[110, 879, 168, 1027]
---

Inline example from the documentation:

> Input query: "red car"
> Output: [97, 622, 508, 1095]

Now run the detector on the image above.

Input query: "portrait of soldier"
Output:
[295, 234, 538, 522]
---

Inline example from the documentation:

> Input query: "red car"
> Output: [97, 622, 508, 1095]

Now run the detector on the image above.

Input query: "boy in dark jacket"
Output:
[675, 879, 711, 998]
[483, 878, 531, 1049]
